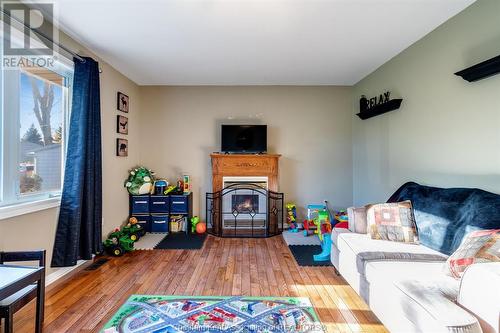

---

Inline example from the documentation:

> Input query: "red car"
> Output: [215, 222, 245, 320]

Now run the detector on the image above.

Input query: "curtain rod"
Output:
[1, 9, 102, 72]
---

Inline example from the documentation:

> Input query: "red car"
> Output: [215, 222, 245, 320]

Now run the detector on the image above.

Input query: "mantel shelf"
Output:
[356, 99, 403, 120]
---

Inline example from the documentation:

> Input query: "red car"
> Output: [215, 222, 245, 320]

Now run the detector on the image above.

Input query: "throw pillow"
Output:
[366, 201, 419, 243]
[347, 206, 368, 234]
[446, 229, 500, 279]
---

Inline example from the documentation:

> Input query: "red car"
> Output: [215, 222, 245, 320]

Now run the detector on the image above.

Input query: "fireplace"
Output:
[208, 153, 283, 238]
[221, 178, 268, 231]
[206, 183, 283, 238]
[232, 194, 259, 213]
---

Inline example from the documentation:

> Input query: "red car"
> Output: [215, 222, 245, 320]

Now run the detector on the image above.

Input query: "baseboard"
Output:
[45, 257, 94, 287]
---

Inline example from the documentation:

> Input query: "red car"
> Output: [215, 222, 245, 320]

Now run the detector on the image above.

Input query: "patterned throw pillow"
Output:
[446, 229, 500, 279]
[366, 201, 419, 244]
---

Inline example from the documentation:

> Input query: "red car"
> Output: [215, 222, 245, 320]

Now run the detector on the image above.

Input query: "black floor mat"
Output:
[288, 245, 333, 267]
[154, 232, 207, 250]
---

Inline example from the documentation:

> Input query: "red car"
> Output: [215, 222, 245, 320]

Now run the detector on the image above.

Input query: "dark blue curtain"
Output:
[51, 56, 102, 267]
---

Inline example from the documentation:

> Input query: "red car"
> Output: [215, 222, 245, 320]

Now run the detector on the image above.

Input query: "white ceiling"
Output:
[51, 0, 475, 85]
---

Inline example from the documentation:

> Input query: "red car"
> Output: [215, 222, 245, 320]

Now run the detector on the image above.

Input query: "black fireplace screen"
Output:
[206, 184, 284, 238]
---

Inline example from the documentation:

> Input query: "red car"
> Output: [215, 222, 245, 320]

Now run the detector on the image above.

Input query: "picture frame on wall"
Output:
[116, 138, 128, 157]
[117, 115, 128, 135]
[117, 92, 129, 113]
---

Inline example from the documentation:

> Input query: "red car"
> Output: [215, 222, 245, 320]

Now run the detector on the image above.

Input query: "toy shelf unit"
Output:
[129, 192, 193, 234]
[206, 183, 284, 238]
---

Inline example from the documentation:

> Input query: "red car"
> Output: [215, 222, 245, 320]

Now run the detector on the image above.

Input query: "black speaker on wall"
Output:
[455, 55, 500, 82]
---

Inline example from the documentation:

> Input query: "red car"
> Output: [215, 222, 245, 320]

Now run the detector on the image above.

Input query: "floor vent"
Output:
[85, 258, 109, 271]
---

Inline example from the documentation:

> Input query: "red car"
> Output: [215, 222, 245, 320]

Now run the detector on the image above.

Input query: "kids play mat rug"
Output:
[101, 295, 324, 333]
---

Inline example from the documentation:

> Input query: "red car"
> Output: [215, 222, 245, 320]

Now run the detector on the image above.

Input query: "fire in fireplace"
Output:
[232, 194, 259, 213]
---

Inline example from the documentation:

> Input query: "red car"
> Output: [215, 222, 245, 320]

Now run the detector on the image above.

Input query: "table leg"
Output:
[35, 269, 45, 333]
[5, 310, 14, 333]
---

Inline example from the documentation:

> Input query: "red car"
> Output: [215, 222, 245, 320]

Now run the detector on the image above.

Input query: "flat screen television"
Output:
[221, 125, 267, 153]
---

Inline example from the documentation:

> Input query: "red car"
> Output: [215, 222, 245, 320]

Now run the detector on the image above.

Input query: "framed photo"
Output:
[116, 138, 128, 157]
[117, 115, 128, 135]
[117, 92, 129, 113]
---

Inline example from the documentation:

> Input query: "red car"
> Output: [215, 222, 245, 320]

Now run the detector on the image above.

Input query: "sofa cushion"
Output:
[366, 201, 419, 243]
[446, 229, 500, 278]
[336, 232, 448, 276]
[388, 182, 500, 255]
[394, 279, 482, 333]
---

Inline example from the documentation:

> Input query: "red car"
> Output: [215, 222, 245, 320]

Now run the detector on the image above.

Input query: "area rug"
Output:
[101, 295, 325, 333]
[282, 230, 321, 246]
[133, 233, 168, 250]
[288, 245, 333, 267]
[154, 232, 207, 250]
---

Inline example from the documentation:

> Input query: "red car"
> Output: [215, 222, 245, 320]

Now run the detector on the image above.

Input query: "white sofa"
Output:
[330, 208, 500, 333]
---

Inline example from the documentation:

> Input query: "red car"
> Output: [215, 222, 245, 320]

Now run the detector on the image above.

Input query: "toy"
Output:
[103, 228, 135, 256]
[124, 167, 155, 195]
[285, 203, 299, 232]
[183, 174, 191, 194]
[303, 204, 326, 237]
[176, 180, 184, 194]
[153, 179, 168, 195]
[191, 216, 200, 233]
[312, 201, 340, 262]
[196, 222, 207, 234]
[334, 210, 349, 229]
[163, 184, 177, 195]
[122, 217, 146, 241]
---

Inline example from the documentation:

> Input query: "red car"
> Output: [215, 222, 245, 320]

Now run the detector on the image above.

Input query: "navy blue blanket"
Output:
[388, 182, 500, 255]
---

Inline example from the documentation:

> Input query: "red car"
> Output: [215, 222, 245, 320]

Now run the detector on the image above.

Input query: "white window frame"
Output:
[0, 21, 74, 220]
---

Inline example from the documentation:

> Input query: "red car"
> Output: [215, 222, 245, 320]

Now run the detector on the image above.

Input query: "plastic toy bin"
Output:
[130, 195, 150, 214]
[170, 195, 188, 213]
[150, 195, 170, 214]
[151, 215, 169, 233]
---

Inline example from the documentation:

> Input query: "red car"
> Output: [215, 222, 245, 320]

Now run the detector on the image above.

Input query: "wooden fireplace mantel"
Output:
[211, 153, 281, 193]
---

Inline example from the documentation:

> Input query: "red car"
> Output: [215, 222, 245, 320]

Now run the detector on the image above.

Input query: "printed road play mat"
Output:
[101, 295, 325, 333]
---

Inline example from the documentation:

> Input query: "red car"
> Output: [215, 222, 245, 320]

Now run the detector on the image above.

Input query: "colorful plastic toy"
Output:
[191, 216, 200, 233]
[312, 201, 342, 262]
[286, 203, 299, 232]
[163, 184, 177, 195]
[303, 204, 326, 237]
[153, 179, 168, 195]
[122, 217, 146, 241]
[183, 174, 191, 194]
[103, 228, 135, 256]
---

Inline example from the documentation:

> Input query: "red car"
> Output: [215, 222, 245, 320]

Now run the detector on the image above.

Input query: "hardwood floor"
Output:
[12, 235, 386, 333]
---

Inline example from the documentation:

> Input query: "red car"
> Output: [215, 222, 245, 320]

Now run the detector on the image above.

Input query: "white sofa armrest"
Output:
[347, 206, 367, 234]
[458, 262, 500, 333]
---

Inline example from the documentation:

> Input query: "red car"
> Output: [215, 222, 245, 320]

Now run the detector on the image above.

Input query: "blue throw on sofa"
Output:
[387, 182, 500, 255]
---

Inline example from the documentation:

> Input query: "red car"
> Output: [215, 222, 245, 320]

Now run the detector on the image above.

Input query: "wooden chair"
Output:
[0, 250, 46, 333]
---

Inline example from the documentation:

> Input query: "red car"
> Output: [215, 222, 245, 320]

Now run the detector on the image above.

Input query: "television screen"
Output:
[221, 125, 267, 153]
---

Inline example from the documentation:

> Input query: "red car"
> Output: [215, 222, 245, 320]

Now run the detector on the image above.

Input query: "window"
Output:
[1, 52, 73, 210]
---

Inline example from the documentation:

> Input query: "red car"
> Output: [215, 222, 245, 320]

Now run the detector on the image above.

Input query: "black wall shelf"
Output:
[455, 55, 500, 82]
[356, 99, 403, 120]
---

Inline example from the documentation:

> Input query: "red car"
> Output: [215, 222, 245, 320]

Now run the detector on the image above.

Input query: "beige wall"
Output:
[352, 0, 500, 206]
[139, 86, 353, 219]
[0, 32, 141, 274]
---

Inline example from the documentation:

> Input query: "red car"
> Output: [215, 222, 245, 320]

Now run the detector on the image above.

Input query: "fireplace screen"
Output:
[206, 184, 284, 238]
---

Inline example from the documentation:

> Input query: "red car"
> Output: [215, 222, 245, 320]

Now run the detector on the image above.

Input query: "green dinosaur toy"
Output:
[190, 216, 200, 233]
[124, 166, 155, 195]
